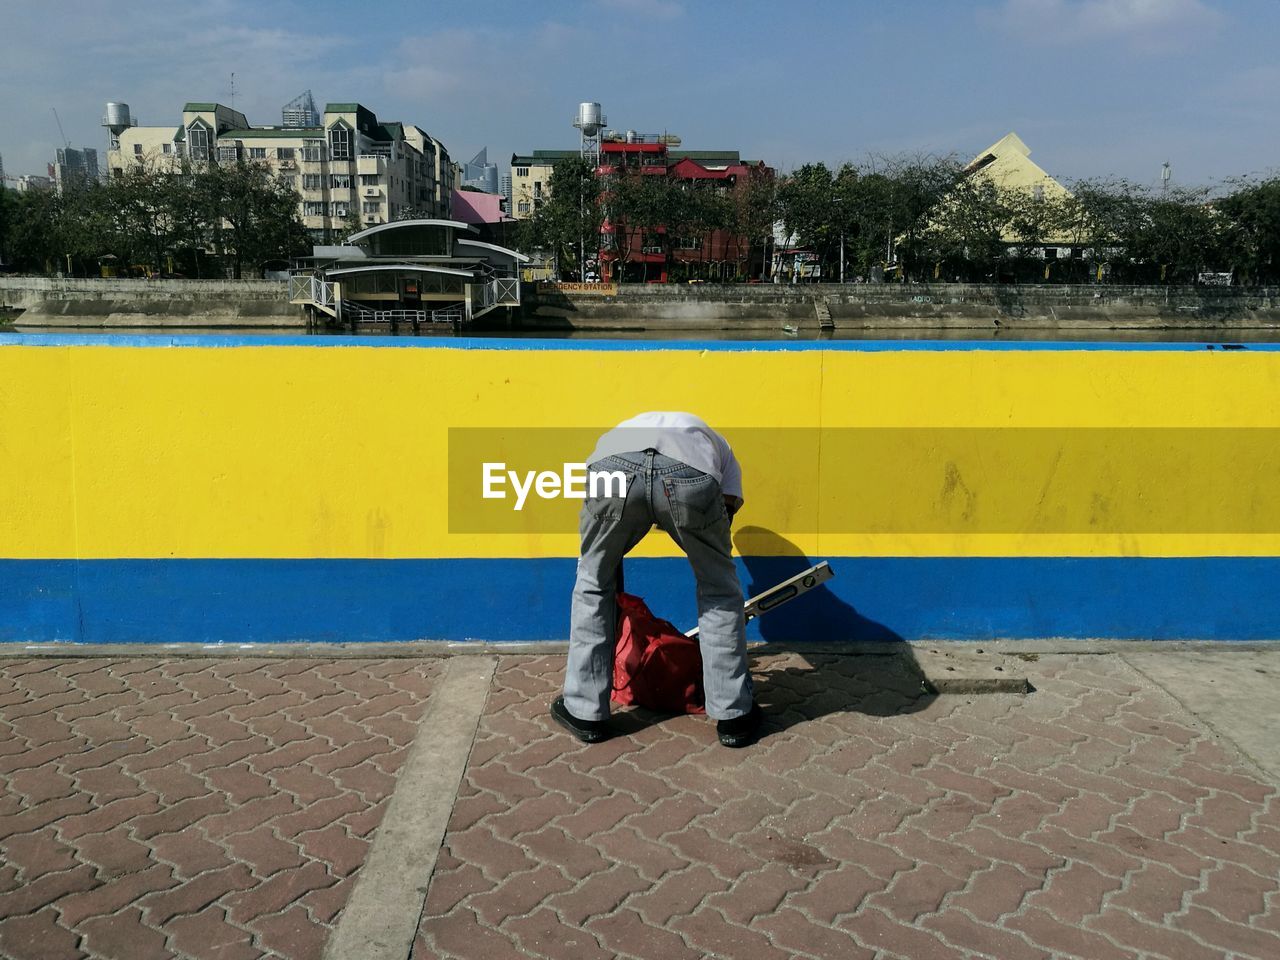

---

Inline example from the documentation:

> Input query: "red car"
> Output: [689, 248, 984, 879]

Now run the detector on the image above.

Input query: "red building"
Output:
[593, 138, 772, 283]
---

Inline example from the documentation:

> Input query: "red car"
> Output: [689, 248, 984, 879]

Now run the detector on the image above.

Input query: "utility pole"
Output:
[1161, 161, 1171, 195]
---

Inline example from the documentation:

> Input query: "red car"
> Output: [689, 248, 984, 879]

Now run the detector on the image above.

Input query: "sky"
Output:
[2, 0, 1278, 190]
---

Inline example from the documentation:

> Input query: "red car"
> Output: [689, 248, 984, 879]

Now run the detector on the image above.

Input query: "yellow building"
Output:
[107, 101, 454, 243]
[964, 132, 1074, 246]
[507, 150, 576, 219]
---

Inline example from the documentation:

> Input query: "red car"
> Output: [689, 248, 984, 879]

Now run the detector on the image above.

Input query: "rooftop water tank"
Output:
[574, 101, 604, 137]
[103, 102, 132, 133]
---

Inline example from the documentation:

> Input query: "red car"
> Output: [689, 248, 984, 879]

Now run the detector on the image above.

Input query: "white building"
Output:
[107, 100, 454, 243]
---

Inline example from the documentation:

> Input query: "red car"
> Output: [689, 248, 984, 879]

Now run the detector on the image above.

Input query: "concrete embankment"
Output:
[522, 282, 1280, 332]
[0, 276, 300, 328]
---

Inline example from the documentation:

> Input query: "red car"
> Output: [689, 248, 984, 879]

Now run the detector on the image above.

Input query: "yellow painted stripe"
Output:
[4, 345, 1280, 560]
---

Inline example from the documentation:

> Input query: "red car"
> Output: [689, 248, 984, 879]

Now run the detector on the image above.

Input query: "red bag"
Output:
[611, 591, 706, 715]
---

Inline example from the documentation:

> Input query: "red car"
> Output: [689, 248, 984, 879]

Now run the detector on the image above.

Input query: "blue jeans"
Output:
[564, 450, 754, 722]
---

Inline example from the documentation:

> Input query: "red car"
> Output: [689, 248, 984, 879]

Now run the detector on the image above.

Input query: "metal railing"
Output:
[289, 274, 334, 307]
[492, 277, 520, 305]
[341, 300, 462, 325]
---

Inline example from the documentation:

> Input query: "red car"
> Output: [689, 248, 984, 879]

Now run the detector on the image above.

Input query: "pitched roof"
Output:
[510, 149, 578, 167]
[220, 127, 323, 139]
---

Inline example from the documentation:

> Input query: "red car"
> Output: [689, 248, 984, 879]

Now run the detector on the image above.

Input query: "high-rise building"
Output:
[106, 100, 454, 242]
[282, 90, 320, 128]
[461, 147, 499, 195]
[51, 147, 99, 193]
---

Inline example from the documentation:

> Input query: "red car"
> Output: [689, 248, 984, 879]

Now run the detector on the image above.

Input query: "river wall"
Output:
[0, 277, 300, 328]
[523, 282, 1280, 330]
[3, 332, 1280, 644]
[5, 277, 1280, 332]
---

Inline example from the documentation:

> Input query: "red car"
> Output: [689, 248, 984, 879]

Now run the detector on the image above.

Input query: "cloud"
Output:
[596, 0, 684, 20]
[981, 0, 1223, 48]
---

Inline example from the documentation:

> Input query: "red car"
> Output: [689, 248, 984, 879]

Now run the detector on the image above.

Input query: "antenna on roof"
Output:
[229, 72, 236, 110]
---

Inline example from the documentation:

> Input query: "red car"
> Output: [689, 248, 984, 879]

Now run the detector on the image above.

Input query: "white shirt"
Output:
[588, 411, 744, 500]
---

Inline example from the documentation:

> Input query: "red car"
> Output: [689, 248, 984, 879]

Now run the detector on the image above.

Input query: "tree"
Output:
[342, 205, 365, 240]
[922, 175, 1013, 281]
[777, 162, 835, 276]
[191, 161, 308, 278]
[1215, 176, 1280, 284]
[522, 156, 603, 279]
[733, 171, 778, 279]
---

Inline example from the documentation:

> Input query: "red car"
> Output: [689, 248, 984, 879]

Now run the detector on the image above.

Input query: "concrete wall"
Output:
[0, 277, 299, 328]
[4, 332, 1280, 644]
[525, 283, 1280, 329]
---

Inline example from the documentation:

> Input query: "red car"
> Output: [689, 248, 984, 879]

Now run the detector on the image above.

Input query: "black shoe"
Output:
[717, 703, 763, 748]
[550, 696, 611, 744]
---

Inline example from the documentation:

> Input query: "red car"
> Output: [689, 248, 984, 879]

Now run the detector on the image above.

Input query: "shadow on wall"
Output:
[734, 526, 934, 731]
[734, 526, 903, 643]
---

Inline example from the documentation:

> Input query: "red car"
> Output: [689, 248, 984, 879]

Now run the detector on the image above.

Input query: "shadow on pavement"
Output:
[610, 526, 935, 740]
[735, 526, 935, 737]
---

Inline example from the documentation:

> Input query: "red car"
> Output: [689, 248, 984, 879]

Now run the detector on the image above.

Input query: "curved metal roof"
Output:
[345, 219, 478, 243]
[455, 238, 531, 263]
[324, 264, 475, 278]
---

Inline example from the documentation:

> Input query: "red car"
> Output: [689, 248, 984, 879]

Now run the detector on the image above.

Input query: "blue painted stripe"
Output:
[1, 333, 1274, 353]
[2, 557, 1278, 643]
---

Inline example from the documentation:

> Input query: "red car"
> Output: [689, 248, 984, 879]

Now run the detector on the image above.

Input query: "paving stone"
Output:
[56, 862, 177, 927]
[79, 906, 170, 960]
[841, 905, 974, 960]
[545, 864, 650, 926]
[252, 902, 331, 960]
[0, 863, 98, 921]
[1007, 905, 1141, 960]
[929, 911, 1059, 960]
[0, 906, 86, 960]
[0, 829, 79, 882]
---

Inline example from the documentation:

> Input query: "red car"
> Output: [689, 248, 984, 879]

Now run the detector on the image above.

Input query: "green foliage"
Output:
[0, 159, 308, 278]
[522, 156, 603, 276]
[1215, 176, 1280, 284]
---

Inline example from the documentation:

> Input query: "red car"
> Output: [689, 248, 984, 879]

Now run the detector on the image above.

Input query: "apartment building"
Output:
[507, 150, 576, 219]
[107, 101, 453, 242]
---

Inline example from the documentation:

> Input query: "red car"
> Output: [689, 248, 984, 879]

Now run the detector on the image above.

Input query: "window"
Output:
[188, 124, 211, 160]
[362, 201, 380, 214]
[277, 147, 295, 160]
[332, 202, 349, 218]
[330, 174, 351, 189]
[217, 144, 239, 162]
[302, 139, 325, 162]
[329, 124, 352, 160]
[516, 167, 529, 177]
[534, 181, 543, 199]
[161, 143, 172, 155]
[518, 201, 531, 214]
[359, 174, 380, 186]
[302, 174, 323, 190]
[303, 201, 326, 217]
[133, 143, 143, 156]
[249, 147, 266, 159]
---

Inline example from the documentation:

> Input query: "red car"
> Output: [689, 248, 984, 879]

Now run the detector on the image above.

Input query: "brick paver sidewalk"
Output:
[3, 651, 1280, 960]
[0, 658, 439, 959]
[415, 653, 1280, 960]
